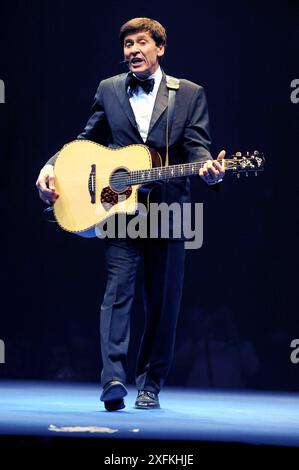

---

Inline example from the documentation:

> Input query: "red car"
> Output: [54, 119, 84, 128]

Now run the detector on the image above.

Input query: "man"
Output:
[36, 18, 225, 411]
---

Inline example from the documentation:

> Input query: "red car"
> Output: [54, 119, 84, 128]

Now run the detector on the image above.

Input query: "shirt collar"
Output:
[128, 66, 162, 96]
[132, 65, 162, 80]
[148, 66, 162, 82]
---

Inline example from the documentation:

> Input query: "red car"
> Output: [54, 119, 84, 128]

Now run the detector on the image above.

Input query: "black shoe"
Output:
[100, 380, 128, 411]
[104, 398, 125, 412]
[135, 390, 160, 409]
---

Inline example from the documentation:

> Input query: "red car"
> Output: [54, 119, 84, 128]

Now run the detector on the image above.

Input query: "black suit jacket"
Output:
[48, 70, 214, 206]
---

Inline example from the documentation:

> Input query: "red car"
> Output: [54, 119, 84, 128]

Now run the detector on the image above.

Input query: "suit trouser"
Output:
[100, 237, 186, 394]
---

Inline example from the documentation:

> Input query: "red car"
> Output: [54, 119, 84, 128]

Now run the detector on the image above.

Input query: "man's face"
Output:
[123, 30, 165, 78]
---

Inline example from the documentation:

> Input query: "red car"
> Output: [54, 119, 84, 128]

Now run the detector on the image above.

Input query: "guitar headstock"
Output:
[226, 151, 265, 177]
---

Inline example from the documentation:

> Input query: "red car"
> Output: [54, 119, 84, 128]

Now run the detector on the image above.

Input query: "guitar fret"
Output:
[129, 162, 204, 185]
[128, 155, 263, 185]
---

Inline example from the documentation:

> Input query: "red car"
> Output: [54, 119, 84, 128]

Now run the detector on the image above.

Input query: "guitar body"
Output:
[52, 140, 264, 236]
[53, 140, 162, 233]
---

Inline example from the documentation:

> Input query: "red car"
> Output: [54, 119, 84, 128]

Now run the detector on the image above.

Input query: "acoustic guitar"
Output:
[52, 140, 265, 234]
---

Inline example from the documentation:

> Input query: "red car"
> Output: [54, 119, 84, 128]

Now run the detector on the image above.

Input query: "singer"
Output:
[36, 17, 225, 411]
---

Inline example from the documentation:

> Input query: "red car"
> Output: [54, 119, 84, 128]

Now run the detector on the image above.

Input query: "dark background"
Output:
[0, 0, 298, 390]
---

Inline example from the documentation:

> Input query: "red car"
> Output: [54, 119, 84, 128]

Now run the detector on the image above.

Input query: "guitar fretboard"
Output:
[128, 160, 233, 185]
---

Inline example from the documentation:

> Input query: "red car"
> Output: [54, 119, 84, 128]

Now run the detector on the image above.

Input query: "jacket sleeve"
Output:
[183, 86, 212, 163]
[46, 82, 111, 165]
[183, 86, 221, 191]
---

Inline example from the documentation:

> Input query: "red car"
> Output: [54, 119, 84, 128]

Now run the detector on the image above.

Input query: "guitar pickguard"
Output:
[101, 186, 132, 211]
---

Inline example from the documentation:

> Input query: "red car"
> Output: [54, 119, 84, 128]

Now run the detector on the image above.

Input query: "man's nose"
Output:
[131, 45, 140, 55]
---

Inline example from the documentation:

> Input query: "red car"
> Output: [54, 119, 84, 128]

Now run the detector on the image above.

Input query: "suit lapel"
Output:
[113, 72, 169, 143]
[113, 74, 142, 140]
[147, 72, 169, 138]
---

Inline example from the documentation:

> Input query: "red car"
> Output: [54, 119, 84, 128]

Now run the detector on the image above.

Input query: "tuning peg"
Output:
[255, 171, 258, 177]
[236, 152, 242, 157]
[246, 172, 248, 177]
[237, 173, 240, 179]
[246, 151, 250, 156]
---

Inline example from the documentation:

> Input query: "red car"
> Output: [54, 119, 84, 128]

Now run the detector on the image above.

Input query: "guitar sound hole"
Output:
[110, 167, 129, 192]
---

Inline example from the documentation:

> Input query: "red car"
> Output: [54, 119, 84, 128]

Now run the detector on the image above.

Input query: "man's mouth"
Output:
[130, 57, 144, 65]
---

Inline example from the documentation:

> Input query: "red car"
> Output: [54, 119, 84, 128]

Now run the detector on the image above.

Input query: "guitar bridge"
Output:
[88, 164, 96, 203]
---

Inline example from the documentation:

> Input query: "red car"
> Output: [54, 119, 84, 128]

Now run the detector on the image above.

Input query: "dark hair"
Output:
[119, 17, 167, 49]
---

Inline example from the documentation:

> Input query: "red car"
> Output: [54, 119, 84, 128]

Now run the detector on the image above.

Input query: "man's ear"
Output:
[157, 45, 165, 58]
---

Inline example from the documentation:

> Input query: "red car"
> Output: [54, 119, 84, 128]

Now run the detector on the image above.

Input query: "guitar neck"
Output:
[128, 160, 234, 186]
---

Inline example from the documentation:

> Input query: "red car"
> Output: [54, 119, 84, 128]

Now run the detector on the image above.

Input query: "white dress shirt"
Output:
[128, 66, 163, 142]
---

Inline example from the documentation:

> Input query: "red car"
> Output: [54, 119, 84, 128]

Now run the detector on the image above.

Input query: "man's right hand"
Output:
[36, 164, 59, 205]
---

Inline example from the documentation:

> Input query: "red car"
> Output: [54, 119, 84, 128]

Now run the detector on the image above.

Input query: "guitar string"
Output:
[88, 160, 240, 179]
[91, 170, 257, 186]
[92, 169, 256, 186]
[93, 163, 207, 181]
[86, 160, 256, 184]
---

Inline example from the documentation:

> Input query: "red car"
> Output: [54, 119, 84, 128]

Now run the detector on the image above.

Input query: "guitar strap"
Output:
[165, 75, 180, 167]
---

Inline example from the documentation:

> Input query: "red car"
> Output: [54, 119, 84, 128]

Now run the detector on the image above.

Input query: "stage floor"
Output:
[0, 380, 298, 449]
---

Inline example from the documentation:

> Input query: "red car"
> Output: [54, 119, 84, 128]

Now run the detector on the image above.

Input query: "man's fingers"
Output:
[213, 161, 223, 173]
[37, 179, 49, 192]
[36, 165, 59, 204]
[199, 152, 226, 184]
[48, 174, 56, 191]
[37, 177, 58, 203]
[36, 174, 52, 194]
[206, 161, 219, 177]
[215, 150, 226, 174]
[39, 187, 55, 198]
[200, 161, 217, 177]
[217, 149, 226, 160]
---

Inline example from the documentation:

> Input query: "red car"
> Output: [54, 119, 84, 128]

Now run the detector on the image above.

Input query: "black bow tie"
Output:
[126, 73, 155, 94]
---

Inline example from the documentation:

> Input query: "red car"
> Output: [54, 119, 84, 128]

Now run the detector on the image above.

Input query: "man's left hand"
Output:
[199, 150, 226, 185]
